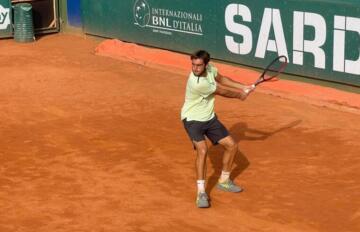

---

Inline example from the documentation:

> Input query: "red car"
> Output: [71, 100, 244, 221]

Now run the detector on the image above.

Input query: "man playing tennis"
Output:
[181, 50, 255, 208]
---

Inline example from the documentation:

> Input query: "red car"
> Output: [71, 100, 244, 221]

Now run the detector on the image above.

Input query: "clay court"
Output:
[0, 34, 359, 232]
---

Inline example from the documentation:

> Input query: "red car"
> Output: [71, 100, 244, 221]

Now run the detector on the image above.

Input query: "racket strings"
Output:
[264, 61, 287, 79]
[255, 56, 288, 85]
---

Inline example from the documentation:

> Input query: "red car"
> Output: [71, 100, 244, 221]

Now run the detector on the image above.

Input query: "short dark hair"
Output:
[190, 50, 210, 65]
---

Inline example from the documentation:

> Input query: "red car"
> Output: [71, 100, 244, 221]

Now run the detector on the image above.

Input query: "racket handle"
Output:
[244, 84, 256, 94]
[254, 79, 261, 86]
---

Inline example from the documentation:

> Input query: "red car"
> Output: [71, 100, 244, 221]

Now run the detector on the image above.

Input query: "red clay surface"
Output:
[0, 34, 359, 232]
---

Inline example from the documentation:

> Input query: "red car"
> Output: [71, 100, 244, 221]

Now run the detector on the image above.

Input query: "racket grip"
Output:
[244, 84, 255, 94]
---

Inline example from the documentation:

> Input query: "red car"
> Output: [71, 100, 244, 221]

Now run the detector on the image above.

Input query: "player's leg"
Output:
[218, 135, 237, 174]
[193, 140, 208, 183]
[193, 140, 210, 208]
[182, 119, 210, 208]
[205, 116, 243, 193]
[217, 135, 243, 192]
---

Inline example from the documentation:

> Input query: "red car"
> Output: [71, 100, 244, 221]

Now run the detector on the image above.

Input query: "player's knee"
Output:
[197, 147, 207, 157]
[225, 139, 237, 151]
[198, 148, 207, 156]
[230, 142, 238, 151]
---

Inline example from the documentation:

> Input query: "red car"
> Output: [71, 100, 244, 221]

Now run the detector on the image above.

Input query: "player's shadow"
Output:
[205, 119, 302, 194]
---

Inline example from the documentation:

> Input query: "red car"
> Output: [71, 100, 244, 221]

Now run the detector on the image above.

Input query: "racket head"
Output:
[262, 55, 288, 81]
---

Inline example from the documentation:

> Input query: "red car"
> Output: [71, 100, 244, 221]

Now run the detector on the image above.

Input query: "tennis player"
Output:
[181, 50, 254, 208]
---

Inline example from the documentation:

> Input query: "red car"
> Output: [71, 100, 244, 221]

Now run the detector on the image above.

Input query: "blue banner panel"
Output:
[68, 0, 82, 27]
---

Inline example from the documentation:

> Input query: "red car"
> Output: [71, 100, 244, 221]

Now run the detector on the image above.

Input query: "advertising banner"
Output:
[82, 0, 360, 86]
[0, 0, 12, 38]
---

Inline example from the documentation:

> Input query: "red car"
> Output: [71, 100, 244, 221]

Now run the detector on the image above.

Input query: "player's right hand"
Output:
[244, 85, 256, 94]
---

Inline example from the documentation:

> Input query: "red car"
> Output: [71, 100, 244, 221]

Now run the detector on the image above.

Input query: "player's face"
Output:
[191, 58, 206, 77]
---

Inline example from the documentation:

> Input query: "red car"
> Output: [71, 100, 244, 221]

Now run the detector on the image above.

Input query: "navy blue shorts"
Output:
[182, 115, 229, 146]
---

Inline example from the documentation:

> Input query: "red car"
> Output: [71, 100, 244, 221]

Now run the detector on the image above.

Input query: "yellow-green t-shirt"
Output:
[181, 64, 218, 122]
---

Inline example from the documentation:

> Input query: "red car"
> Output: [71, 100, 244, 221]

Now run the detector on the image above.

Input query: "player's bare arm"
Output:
[215, 73, 254, 93]
[214, 82, 248, 100]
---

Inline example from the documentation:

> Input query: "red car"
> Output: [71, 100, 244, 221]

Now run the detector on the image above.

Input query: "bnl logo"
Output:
[134, 0, 150, 27]
[0, 5, 10, 30]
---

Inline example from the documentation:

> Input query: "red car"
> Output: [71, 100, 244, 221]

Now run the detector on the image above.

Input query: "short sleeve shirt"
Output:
[181, 63, 218, 122]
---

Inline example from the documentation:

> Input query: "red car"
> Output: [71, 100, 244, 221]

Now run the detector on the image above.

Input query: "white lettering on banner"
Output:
[225, 4, 252, 55]
[293, 12, 326, 69]
[224, 3, 360, 75]
[134, 0, 204, 36]
[152, 16, 171, 27]
[333, 16, 346, 73]
[0, 5, 10, 30]
[333, 16, 360, 75]
[255, 8, 289, 59]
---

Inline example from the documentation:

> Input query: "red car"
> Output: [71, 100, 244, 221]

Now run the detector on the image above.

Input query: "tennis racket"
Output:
[253, 55, 288, 87]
